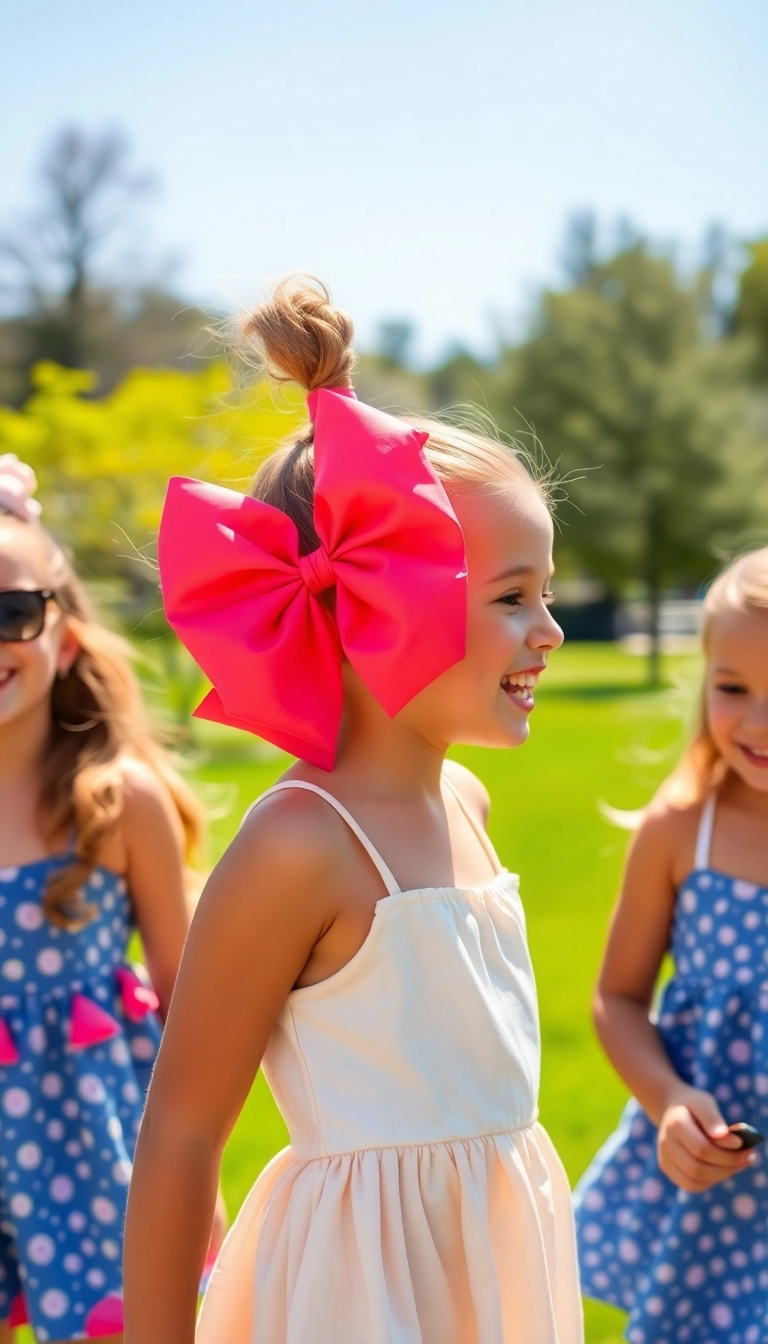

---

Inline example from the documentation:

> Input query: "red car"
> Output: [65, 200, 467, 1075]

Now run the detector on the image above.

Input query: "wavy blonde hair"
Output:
[658, 547, 768, 807]
[1, 512, 204, 930]
[240, 274, 550, 549]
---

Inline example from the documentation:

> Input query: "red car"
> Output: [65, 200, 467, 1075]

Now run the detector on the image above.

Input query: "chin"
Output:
[477, 721, 531, 751]
[500, 708, 532, 749]
[724, 751, 768, 791]
[507, 724, 531, 749]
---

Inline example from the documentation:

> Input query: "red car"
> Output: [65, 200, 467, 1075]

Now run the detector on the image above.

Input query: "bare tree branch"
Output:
[0, 125, 156, 364]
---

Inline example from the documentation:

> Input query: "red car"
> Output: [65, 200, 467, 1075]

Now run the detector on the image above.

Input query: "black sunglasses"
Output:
[0, 589, 58, 642]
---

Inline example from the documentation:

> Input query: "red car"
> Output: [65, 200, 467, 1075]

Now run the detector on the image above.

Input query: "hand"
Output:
[657, 1086, 755, 1193]
[207, 1187, 229, 1264]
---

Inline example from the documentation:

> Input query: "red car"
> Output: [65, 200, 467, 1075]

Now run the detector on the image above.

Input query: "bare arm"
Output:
[595, 805, 749, 1191]
[120, 759, 189, 1021]
[594, 808, 683, 1123]
[123, 795, 341, 1344]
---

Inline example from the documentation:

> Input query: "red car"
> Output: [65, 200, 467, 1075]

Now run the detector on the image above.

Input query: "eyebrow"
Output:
[488, 564, 555, 585]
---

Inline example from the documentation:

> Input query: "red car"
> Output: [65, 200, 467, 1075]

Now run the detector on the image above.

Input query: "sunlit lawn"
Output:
[165, 641, 696, 1344]
[13, 644, 698, 1344]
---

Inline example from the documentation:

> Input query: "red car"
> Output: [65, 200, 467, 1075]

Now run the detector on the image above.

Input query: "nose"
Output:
[743, 696, 768, 735]
[529, 606, 564, 654]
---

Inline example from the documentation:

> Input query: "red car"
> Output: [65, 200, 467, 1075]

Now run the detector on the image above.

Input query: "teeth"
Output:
[745, 746, 768, 758]
[502, 673, 539, 689]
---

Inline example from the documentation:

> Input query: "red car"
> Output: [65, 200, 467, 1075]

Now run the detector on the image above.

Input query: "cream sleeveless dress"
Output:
[197, 779, 583, 1344]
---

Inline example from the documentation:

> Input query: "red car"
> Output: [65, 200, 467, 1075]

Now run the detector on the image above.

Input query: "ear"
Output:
[56, 622, 81, 677]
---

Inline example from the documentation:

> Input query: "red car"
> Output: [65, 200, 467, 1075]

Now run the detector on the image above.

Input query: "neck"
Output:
[0, 701, 52, 793]
[332, 679, 446, 800]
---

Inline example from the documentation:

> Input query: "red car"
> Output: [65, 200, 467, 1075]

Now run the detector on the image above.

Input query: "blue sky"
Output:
[2, 0, 767, 360]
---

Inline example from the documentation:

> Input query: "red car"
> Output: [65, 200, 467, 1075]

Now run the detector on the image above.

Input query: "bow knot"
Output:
[299, 545, 336, 596]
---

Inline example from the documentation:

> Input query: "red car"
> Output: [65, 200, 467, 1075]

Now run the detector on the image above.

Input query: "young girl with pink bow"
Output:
[0, 457, 221, 1344]
[124, 276, 583, 1344]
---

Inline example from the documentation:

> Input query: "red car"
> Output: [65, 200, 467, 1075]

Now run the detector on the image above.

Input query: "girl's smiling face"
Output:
[0, 519, 79, 733]
[706, 607, 768, 793]
[398, 480, 563, 751]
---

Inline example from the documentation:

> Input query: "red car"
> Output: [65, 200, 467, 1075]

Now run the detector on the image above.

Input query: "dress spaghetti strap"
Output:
[442, 775, 503, 876]
[242, 781, 401, 897]
[694, 793, 717, 871]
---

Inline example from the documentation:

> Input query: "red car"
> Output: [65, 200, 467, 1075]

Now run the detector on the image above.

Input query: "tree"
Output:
[0, 126, 200, 402]
[734, 238, 768, 380]
[375, 320, 416, 370]
[492, 237, 765, 683]
[1, 127, 155, 363]
[0, 361, 306, 618]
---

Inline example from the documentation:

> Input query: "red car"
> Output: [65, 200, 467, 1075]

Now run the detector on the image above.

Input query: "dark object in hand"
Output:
[729, 1122, 765, 1149]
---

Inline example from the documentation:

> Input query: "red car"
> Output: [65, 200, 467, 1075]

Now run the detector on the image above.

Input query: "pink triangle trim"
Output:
[9, 1293, 28, 1327]
[115, 965, 159, 1021]
[0, 1016, 20, 1066]
[85, 1293, 124, 1336]
[69, 993, 122, 1050]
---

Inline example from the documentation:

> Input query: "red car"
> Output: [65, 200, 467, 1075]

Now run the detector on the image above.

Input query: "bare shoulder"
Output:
[118, 756, 185, 849]
[119, 755, 171, 804]
[443, 759, 491, 828]
[599, 794, 705, 998]
[235, 785, 354, 878]
[213, 783, 361, 920]
[629, 794, 702, 882]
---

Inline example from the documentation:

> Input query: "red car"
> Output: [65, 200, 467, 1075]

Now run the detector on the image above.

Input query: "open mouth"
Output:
[0, 669, 17, 693]
[738, 744, 768, 769]
[501, 668, 544, 713]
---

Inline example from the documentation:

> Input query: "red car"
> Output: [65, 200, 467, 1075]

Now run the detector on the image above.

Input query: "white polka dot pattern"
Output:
[575, 865, 768, 1342]
[0, 855, 159, 1338]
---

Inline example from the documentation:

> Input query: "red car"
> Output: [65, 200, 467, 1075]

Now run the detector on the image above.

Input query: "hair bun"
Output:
[0, 454, 43, 522]
[241, 274, 355, 393]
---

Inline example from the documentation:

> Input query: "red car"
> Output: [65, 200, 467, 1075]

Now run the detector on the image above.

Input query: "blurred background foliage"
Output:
[1, 127, 768, 680]
[0, 359, 305, 616]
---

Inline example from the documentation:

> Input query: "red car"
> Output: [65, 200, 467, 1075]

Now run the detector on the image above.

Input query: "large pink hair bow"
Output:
[158, 388, 467, 768]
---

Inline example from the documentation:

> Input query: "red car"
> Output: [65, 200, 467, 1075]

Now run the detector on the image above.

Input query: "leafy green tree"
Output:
[491, 240, 765, 683]
[0, 361, 305, 616]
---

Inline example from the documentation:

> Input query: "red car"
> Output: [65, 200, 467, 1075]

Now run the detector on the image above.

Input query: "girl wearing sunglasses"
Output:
[0, 456, 221, 1344]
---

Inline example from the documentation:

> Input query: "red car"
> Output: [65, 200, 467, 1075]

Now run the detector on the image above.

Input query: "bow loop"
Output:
[159, 388, 467, 768]
[299, 545, 336, 596]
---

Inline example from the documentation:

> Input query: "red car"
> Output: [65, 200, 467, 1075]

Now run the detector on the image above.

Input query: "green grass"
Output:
[161, 642, 698, 1344]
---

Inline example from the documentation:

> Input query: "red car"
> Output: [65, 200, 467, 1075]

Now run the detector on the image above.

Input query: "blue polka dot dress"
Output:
[0, 855, 161, 1341]
[574, 795, 768, 1344]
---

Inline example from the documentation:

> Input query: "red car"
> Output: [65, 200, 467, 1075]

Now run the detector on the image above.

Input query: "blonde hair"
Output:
[658, 547, 768, 807]
[0, 513, 204, 930]
[240, 274, 547, 551]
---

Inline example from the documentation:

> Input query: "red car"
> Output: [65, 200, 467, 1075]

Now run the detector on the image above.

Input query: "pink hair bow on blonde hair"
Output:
[158, 388, 467, 768]
[0, 455, 42, 522]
